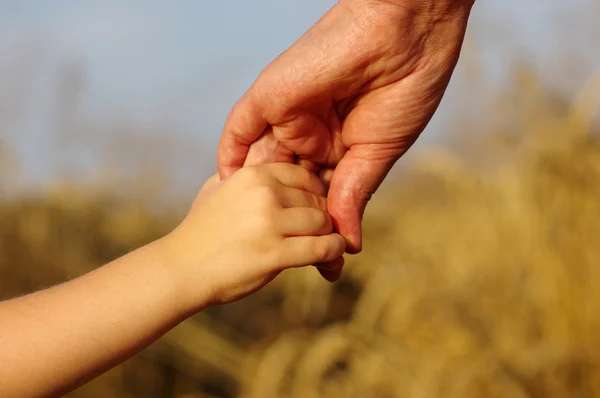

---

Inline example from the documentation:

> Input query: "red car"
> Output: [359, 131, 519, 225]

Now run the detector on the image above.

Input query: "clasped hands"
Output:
[216, 0, 474, 281]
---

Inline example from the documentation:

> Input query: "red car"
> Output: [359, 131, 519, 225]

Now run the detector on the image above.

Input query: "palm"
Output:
[219, 0, 472, 256]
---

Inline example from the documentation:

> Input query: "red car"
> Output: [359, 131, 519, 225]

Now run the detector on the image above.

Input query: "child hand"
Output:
[161, 163, 346, 308]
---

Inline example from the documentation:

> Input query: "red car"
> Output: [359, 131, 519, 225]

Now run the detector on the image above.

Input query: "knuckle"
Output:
[355, 186, 374, 205]
[237, 166, 269, 185]
[312, 209, 330, 230]
[313, 239, 333, 262]
[302, 191, 326, 212]
[316, 196, 328, 211]
[298, 165, 312, 180]
[294, 165, 316, 186]
[254, 210, 277, 232]
[305, 170, 322, 191]
[306, 192, 320, 208]
[253, 185, 279, 205]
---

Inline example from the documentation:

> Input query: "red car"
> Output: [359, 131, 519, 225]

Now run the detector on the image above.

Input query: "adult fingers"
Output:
[242, 129, 296, 168]
[218, 88, 268, 179]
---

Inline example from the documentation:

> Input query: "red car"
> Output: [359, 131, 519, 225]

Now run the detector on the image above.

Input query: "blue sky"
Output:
[0, 0, 598, 186]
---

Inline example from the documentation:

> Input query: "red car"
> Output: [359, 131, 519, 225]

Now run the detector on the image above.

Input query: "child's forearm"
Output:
[0, 239, 204, 398]
[0, 164, 346, 397]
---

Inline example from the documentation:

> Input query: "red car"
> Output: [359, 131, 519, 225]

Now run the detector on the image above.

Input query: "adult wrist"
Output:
[375, 0, 475, 14]
[343, 0, 473, 52]
[349, 0, 475, 21]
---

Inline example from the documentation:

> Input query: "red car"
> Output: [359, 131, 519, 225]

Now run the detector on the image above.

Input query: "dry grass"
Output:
[1, 67, 599, 397]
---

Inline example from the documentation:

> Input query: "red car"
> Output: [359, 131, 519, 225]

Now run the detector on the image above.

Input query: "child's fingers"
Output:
[316, 256, 345, 282]
[296, 158, 320, 174]
[277, 208, 333, 236]
[317, 267, 344, 282]
[279, 187, 327, 211]
[277, 233, 346, 269]
[263, 163, 326, 196]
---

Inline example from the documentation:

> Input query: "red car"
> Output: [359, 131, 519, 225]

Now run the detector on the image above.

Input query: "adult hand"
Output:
[218, 0, 475, 259]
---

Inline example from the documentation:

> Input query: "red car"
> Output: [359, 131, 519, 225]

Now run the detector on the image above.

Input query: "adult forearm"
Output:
[0, 240, 200, 398]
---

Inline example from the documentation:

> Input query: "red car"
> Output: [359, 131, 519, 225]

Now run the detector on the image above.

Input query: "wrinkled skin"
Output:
[218, 0, 475, 280]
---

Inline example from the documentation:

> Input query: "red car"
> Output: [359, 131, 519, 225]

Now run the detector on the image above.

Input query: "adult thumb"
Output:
[327, 146, 398, 254]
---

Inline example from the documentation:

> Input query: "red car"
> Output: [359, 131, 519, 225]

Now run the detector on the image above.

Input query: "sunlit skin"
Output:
[0, 0, 477, 395]
[218, 0, 476, 281]
[0, 164, 345, 398]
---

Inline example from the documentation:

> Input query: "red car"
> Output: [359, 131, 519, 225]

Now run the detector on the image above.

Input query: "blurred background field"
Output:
[1, 1, 600, 397]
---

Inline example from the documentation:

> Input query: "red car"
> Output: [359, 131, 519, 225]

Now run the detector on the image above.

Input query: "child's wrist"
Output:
[152, 232, 214, 315]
